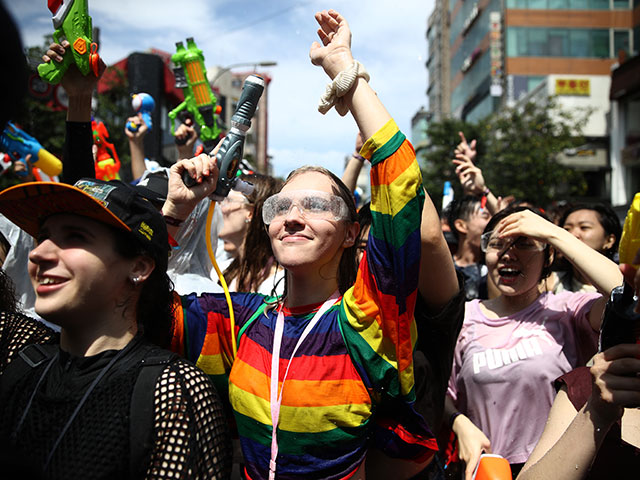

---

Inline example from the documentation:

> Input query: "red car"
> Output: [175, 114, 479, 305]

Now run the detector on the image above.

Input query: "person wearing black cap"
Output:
[0, 179, 232, 479]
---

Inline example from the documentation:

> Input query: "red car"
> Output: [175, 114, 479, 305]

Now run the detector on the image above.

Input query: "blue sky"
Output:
[7, 0, 434, 178]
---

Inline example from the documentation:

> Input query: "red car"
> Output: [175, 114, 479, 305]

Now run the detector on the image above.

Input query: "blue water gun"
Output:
[126, 93, 155, 132]
[0, 122, 62, 177]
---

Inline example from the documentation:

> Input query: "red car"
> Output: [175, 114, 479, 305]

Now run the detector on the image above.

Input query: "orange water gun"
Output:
[91, 119, 120, 180]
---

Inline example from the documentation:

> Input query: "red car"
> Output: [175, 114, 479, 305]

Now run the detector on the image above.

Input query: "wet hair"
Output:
[446, 195, 482, 242]
[112, 229, 174, 348]
[223, 173, 282, 292]
[280, 165, 360, 295]
[559, 203, 622, 259]
[483, 205, 554, 281]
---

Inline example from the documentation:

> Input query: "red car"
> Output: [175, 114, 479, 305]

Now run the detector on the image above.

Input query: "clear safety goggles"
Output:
[262, 190, 349, 225]
[481, 231, 546, 253]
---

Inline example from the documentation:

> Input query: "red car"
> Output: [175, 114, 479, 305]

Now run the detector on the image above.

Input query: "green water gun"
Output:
[169, 38, 221, 151]
[37, 0, 100, 85]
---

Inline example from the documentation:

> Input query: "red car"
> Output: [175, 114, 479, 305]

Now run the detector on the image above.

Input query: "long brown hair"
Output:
[280, 166, 360, 295]
[223, 173, 282, 292]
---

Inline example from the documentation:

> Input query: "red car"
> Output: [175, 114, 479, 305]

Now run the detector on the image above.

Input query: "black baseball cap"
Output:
[135, 171, 168, 207]
[0, 178, 169, 259]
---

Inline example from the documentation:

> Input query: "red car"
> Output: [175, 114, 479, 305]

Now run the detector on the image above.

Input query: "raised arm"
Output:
[125, 114, 149, 181]
[341, 131, 365, 192]
[419, 188, 459, 308]
[496, 210, 623, 329]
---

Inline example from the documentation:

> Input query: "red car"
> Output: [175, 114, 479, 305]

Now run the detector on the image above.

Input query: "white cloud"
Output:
[8, 0, 435, 178]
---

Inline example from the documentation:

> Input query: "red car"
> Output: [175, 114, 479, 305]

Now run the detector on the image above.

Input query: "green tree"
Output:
[420, 97, 589, 210]
[481, 97, 589, 207]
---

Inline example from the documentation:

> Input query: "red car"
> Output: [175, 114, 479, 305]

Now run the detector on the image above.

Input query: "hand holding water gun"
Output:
[92, 120, 121, 180]
[126, 93, 155, 133]
[0, 122, 63, 177]
[180, 74, 264, 200]
[37, 0, 100, 85]
[168, 38, 222, 151]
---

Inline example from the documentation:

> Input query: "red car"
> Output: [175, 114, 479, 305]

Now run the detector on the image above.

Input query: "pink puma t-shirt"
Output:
[448, 291, 600, 464]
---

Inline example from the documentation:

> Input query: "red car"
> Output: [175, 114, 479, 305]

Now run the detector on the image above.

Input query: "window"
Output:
[529, 29, 548, 55]
[613, 0, 630, 8]
[548, 29, 569, 56]
[613, 30, 630, 57]
[569, 29, 590, 57]
[588, 0, 610, 9]
[548, 0, 569, 8]
[591, 30, 610, 58]
[507, 27, 629, 58]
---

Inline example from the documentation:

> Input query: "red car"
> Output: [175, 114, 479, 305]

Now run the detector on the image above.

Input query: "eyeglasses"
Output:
[481, 231, 546, 253]
[262, 190, 349, 225]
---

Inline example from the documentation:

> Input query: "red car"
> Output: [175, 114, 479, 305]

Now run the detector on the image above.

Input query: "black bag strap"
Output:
[129, 349, 178, 479]
[1, 343, 57, 393]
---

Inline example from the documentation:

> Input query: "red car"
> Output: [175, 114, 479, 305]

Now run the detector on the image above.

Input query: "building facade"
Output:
[427, 0, 451, 120]
[449, 0, 637, 121]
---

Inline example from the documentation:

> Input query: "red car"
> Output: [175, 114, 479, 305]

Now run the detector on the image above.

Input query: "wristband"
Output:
[352, 153, 366, 162]
[163, 215, 185, 227]
[318, 60, 370, 116]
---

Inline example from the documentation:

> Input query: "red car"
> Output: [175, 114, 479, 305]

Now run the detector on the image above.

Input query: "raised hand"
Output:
[453, 152, 486, 195]
[174, 121, 198, 159]
[495, 209, 559, 243]
[43, 40, 106, 98]
[163, 154, 218, 222]
[309, 9, 354, 79]
[125, 114, 148, 141]
[455, 131, 477, 163]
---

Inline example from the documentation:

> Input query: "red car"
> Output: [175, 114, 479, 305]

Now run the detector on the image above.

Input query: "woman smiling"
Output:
[446, 206, 623, 479]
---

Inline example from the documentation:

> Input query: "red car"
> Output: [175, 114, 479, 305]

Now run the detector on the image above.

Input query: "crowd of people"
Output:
[0, 2, 639, 480]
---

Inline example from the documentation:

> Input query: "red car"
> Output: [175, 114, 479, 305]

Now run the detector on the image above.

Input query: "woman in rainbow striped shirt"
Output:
[161, 9, 458, 480]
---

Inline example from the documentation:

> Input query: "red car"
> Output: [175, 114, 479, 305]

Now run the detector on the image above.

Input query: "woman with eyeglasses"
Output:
[445, 206, 623, 480]
[160, 9, 440, 480]
[218, 173, 283, 295]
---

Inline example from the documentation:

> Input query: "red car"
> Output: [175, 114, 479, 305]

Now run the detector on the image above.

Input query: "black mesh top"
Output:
[0, 311, 232, 479]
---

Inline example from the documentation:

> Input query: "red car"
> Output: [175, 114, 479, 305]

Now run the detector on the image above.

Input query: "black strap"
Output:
[0, 343, 57, 404]
[129, 349, 178, 479]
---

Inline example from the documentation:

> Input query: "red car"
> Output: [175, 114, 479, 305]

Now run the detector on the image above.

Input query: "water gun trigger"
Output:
[89, 42, 99, 76]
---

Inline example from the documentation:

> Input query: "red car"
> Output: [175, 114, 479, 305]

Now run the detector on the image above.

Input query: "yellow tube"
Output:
[36, 148, 63, 177]
[206, 200, 238, 357]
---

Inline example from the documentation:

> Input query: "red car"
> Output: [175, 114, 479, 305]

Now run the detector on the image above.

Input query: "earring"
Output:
[131, 276, 141, 285]
[245, 218, 250, 224]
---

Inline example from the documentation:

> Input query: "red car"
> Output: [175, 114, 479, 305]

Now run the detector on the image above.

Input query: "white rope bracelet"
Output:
[318, 60, 370, 116]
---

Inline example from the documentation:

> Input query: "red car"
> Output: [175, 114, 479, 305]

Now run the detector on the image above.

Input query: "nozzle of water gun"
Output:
[233, 179, 255, 196]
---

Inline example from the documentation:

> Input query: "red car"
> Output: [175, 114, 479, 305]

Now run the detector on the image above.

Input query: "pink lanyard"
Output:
[269, 290, 340, 480]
